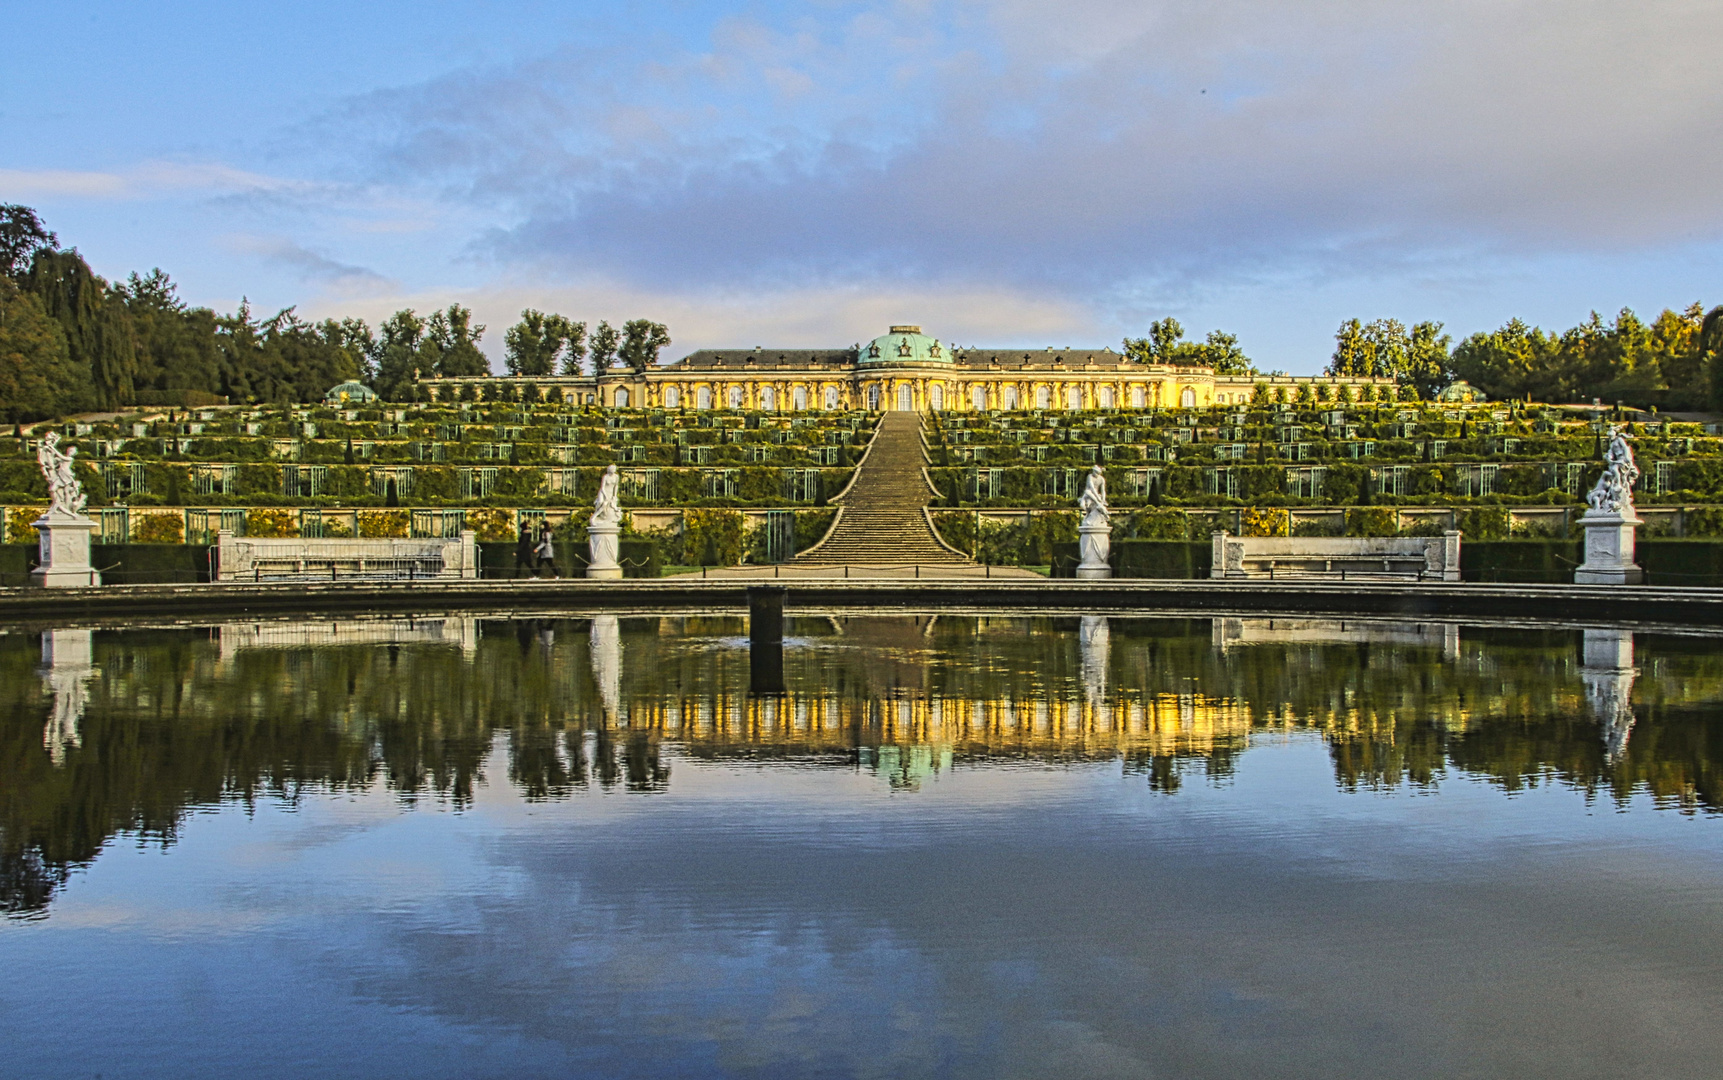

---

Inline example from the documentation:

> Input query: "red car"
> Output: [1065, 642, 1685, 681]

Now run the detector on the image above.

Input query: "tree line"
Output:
[1328, 307, 1723, 410]
[0, 205, 671, 422]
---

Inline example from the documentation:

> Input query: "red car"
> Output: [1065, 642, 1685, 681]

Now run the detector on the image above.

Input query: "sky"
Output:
[3, 0, 1721, 374]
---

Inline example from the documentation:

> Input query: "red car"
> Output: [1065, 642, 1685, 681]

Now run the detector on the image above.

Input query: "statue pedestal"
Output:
[586, 522, 623, 579]
[30, 512, 101, 588]
[1574, 509, 1642, 585]
[1076, 521, 1112, 580]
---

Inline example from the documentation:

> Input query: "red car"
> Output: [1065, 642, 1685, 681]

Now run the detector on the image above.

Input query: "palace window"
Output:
[696, 387, 712, 410]
[824, 386, 840, 410]
[1130, 386, 1146, 409]
[793, 386, 808, 410]
[664, 387, 681, 408]
[760, 386, 776, 411]
[1180, 387, 1197, 408]
[728, 386, 745, 409]
[1066, 386, 1082, 410]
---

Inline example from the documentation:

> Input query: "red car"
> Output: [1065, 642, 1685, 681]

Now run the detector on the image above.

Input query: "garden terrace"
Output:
[925, 399, 1723, 515]
[0, 403, 874, 522]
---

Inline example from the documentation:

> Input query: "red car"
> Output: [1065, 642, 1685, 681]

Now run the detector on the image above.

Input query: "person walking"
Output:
[514, 520, 536, 578]
[536, 522, 560, 579]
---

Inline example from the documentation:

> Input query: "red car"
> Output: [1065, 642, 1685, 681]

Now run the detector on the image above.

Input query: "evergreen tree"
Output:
[25, 249, 133, 410]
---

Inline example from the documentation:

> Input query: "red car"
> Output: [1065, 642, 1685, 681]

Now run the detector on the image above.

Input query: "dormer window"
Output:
[897, 338, 913, 357]
[928, 341, 942, 358]
[868, 343, 881, 358]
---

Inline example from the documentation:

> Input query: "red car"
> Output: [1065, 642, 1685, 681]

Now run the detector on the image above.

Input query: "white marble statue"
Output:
[587, 464, 624, 577]
[1076, 464, 1112, 579]
[1586, 426, 1640, 515]
[1078, 463, 1109, 528]
[1575, 425, 1644, 584]
[37, 432, 87, 517]
[591, 463, 622, 528]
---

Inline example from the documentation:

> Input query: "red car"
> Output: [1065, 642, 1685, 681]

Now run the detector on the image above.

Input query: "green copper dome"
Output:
[859, 325, 951, 365]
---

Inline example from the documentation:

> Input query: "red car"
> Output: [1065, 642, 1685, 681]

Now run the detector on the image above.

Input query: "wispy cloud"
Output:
[227, 234, 393, 291]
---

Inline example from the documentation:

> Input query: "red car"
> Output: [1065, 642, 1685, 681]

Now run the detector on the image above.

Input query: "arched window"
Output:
[696, 386, 712, 410]
[1065, 386, 1082, 410]
[1097, 386, 1114, 409]
[793, 386, 807, 411]
[897, 384, 914, 411]
[760, 386, 776, 411]
[867, 385, 881, 409]
[1003, 385, 1018, 410]
[1130, 385, 1145, 409]
[929, 384, 943, 411]
[664, 386, 681, 408]
[728, 385, 745, 409]
[1034, 385, 1050, 409]
[614, 387, 629, 408]
[824, 386, 840, 410]
[1180, 386, 1197, 409]
[971, 384, 987, 411]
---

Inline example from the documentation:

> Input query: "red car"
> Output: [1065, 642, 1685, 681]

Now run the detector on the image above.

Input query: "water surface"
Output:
[3, 613, 1722, 1079]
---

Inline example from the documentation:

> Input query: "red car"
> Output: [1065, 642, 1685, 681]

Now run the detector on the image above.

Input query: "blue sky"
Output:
[4, 0, 1720, 373]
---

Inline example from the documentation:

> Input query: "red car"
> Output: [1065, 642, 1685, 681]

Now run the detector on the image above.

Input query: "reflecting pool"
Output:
[4, 613, 1723, 1078]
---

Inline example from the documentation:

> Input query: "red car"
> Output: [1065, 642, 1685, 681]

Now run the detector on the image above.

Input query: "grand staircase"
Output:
[794, 412, 970, 567]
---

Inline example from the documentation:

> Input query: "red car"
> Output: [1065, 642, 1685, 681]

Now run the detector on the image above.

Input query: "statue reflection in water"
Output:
[40, 629, 93, 766]
[590, 615, 623, 721]
[1581, 628, 1637, 761]
[1079, 615, 1110, 710]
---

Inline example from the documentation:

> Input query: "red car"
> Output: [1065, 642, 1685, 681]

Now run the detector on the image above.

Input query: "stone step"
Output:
[794, 412, 970, 567]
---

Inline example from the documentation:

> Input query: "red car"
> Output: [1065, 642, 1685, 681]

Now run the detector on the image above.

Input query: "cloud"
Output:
[0, 161, 315, 202]
[228, 234, 393, 290]
[311, 0, 1723, 302]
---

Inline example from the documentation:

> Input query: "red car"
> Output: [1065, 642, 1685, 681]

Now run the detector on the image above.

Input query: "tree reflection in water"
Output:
[4, 613, 1723, 916]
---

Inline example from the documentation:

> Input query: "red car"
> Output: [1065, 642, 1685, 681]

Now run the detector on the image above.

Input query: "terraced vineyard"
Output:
[926, 401, 1723, 522]
[0, 403, 875, 544]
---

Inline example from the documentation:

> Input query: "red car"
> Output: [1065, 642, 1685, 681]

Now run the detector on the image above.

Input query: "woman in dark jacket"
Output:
[515, 521, 536, 578]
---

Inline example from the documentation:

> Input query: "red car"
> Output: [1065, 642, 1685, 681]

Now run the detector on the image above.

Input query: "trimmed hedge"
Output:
[478, 538, 661, 578]
[1461, 541, 1583, 584]
[1051, 540, 1213, 578]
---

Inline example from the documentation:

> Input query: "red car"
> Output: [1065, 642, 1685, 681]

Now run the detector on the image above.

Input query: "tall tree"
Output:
[116, 269, 222, 397]
[25, 249, 132, 410]
[375, 309, 425, 400]
[618, 319, 671, 372]
[426, 305, 488, 378]
[0, 277, 76, 421]
[589, 321, 619, 371]
[0, 205, 57, 282]
[1123, 319, 1253, 372]
[504, 310, 581, 377]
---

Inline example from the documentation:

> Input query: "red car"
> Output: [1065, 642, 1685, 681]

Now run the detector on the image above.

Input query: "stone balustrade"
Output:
[1211, 531, 1461, 581]
[216, 530, 477, 582]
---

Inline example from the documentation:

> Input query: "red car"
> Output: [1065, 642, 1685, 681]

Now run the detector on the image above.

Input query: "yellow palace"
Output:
[422, 325, 1393, 409]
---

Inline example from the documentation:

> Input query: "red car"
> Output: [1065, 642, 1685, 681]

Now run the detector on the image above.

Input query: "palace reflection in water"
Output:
[5, 612, 1723, 916]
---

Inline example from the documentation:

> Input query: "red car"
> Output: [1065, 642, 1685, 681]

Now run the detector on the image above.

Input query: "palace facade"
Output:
[420, 325, 1394, 409]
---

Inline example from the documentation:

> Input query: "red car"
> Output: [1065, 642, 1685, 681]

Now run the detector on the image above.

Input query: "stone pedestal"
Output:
[1574, 510, 1642, 585]
[586, 522, 623, 579]
[30, 512, 101, 588]
[1076, 522, 1112, 580]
